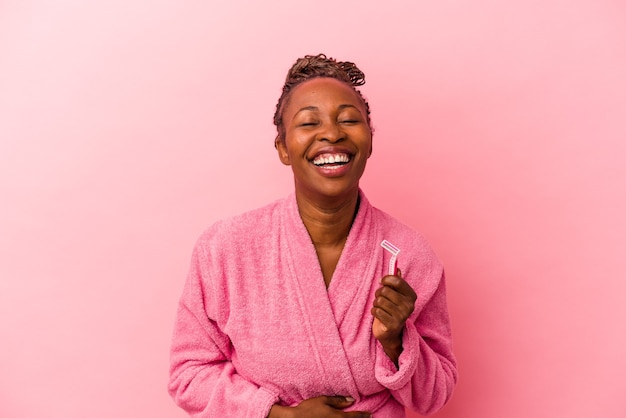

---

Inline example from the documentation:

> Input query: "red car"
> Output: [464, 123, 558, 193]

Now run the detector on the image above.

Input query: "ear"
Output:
[275, 136, 291, 166]
[367, 131, 373, 158]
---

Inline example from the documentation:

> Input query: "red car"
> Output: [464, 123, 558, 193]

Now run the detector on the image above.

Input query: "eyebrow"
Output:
[294, 104, 359, 117]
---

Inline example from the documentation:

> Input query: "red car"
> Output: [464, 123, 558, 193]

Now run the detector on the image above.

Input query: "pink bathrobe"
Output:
[168, 192, 457, 417]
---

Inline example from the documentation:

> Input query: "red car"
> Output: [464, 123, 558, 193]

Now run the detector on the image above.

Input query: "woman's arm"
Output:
[374, 271, 458, 415]
[268, 396, 372, 418]
[168, 245, 279, 418]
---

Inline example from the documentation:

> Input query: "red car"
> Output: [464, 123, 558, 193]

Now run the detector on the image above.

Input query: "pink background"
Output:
[1, 1, 625, 417]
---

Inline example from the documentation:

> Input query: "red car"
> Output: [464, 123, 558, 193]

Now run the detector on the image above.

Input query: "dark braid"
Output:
[273, 54, 372, 142]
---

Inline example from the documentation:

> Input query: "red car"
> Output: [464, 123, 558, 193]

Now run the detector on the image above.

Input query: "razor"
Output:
[380, 239, 400, 276]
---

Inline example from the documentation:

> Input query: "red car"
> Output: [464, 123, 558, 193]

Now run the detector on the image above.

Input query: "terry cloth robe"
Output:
[168, 191, 457, 417]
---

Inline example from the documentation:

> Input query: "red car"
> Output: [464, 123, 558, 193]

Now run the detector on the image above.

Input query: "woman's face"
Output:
[276, 77, 372, 202]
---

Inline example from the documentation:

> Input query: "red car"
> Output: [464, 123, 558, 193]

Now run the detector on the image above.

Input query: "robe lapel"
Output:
[281, 193, 361, 396]
[327, 193, 379, 328]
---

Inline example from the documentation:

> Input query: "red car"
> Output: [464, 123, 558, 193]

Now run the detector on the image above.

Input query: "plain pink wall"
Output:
[1, 1, 625, 417]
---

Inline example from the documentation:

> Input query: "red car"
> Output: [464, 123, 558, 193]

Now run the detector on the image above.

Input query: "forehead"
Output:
[285, 77, 365, 113]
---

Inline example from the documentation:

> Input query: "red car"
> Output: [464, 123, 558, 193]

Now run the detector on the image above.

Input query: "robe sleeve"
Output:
[374, 270, 458, 415]
[168, 242, 279, 418]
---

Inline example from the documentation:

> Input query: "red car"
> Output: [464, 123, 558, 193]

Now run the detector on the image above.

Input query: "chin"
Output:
[313, 183, 360, 200]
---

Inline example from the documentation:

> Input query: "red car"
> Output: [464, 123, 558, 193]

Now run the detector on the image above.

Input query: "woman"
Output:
[168, 54, 457, 417]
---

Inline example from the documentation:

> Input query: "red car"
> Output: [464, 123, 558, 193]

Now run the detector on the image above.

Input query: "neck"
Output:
[296, 189, 360, 247]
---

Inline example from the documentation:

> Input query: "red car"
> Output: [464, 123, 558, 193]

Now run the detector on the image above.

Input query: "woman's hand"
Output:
[268, 396, 372, 418]
[371, 269, 417, 366]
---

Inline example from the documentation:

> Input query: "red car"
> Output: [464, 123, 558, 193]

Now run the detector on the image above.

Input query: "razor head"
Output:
[380, 239, 400, 256]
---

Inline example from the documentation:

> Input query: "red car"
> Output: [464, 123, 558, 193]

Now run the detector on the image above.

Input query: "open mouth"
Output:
[311, 153, 351, 169]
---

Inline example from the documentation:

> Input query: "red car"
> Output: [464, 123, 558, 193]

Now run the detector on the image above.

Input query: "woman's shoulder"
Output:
[370, 205, 442, 267]
[371, 206, 430, 244]
[369, 205, 445, 297]
[195, 197, 286, 250]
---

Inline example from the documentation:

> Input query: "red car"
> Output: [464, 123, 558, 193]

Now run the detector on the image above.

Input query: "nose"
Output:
[318, 121, 344, 143]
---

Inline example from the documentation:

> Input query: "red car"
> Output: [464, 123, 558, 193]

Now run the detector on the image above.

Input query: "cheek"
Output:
[359, 130, 373, 156]
[284, 132, 310, 153]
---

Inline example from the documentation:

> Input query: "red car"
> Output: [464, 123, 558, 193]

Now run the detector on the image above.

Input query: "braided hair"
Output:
[273, 54, 372, 142]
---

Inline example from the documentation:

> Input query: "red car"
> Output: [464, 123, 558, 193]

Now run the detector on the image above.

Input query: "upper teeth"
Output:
[313, 153, 350, 165]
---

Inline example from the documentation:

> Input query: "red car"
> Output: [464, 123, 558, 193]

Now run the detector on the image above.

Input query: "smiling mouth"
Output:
[311, 153, 351, 168]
